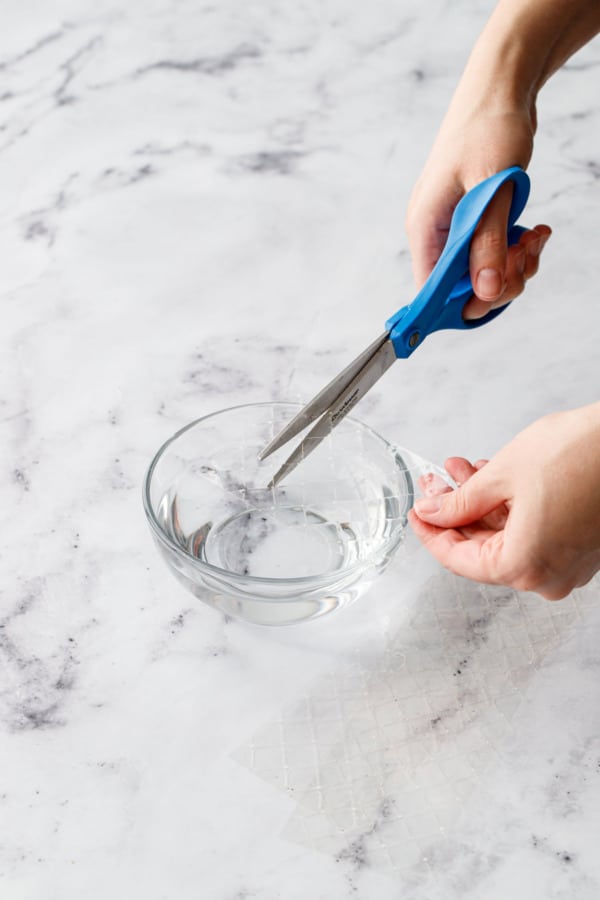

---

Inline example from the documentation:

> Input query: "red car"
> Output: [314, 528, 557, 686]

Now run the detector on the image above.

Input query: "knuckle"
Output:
[539, 586, 571, 601]
[475, 228, 505, 251]
[502, 279, 524, 303]
[511, 573, 541, 594]
[493, 552, 544, 594]
[446, 487, 469, 520]
[524, 257, 540, 279]
[404, 188, 426, 233]
[473, 229, 506, 260]
[509, 558, 556, 596]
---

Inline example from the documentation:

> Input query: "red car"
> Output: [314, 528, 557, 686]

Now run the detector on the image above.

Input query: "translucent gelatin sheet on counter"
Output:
[232, 571, 599, 873]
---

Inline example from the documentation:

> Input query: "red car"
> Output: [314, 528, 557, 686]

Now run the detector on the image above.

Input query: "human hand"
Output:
[405, 76, 551, 320]
[408, 403, 600, 599]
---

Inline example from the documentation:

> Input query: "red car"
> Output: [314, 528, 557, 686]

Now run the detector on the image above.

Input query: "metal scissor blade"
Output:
[267, 336, 397, 489]
[259, 332, 390, 461]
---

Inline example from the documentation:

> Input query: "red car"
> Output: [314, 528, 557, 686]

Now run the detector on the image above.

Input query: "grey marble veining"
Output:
[2, 1, 600, 897]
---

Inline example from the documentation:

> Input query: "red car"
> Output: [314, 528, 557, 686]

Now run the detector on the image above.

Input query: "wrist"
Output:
[451, 30, 541, 129]
[455, 0, 600, 120]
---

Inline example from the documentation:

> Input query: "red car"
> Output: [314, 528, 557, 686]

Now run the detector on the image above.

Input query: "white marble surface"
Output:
[2, 1, 600, 896]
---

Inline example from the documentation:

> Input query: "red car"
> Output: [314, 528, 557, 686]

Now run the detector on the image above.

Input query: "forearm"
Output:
[450, 0, 600, 123]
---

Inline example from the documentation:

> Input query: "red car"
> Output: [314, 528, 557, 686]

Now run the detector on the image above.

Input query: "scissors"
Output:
[260, 165, 531, 488]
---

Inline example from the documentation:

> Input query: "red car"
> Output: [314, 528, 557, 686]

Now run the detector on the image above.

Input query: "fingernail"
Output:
[415, 496, 443, 515]
[476, 268, 503, 299]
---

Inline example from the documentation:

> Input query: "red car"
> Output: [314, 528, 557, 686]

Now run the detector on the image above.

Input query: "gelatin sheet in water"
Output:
[232, 571, 598, 872]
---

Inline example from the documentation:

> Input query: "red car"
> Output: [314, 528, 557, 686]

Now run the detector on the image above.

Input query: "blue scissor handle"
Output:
[386, 166, 531, 359]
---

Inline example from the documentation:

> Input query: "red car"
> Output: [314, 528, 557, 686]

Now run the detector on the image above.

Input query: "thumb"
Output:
[469, 180, 513, 302]
[413, 466, 506, 528]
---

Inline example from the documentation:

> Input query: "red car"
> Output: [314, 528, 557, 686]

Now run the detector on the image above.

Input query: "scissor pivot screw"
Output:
[408, 331, 420, 348]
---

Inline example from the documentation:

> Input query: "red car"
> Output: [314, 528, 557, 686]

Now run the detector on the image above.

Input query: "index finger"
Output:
[405, 181, 463, 287]
[408, 510, 505, 584]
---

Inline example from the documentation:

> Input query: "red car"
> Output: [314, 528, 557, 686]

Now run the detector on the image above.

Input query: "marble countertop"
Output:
[2, 1, 600, 897]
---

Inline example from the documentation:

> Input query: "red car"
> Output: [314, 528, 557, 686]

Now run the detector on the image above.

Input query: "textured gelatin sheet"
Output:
[232, 572, 598, 872]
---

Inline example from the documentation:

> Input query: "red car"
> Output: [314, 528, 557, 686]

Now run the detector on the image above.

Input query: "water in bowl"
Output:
[155, 459, 408, 582]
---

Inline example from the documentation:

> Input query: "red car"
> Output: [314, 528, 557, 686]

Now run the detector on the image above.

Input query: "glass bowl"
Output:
[143, 402, 429, 626]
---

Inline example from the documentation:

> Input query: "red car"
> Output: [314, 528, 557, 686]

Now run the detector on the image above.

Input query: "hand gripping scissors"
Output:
[260, 166, 531, 488]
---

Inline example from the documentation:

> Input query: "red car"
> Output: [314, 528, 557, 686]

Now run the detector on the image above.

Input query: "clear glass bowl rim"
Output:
[142, 402, 413, 588]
